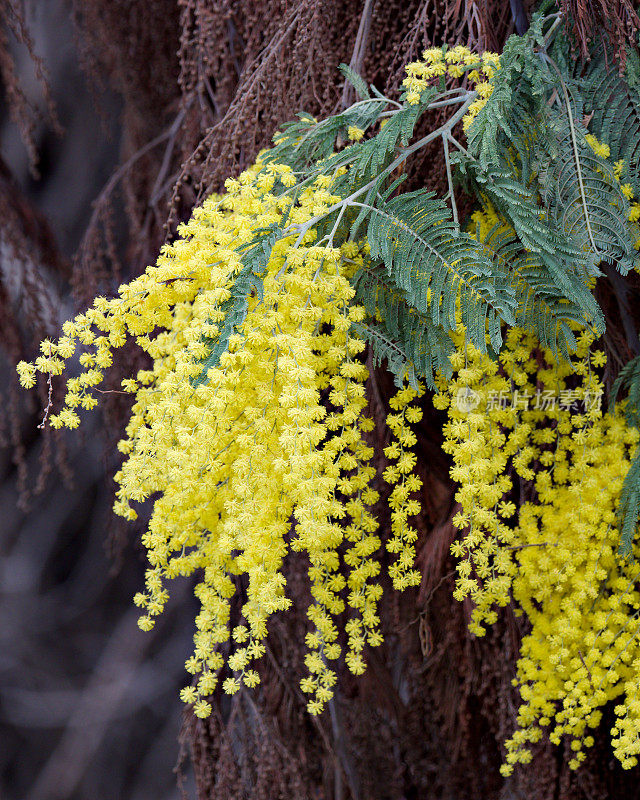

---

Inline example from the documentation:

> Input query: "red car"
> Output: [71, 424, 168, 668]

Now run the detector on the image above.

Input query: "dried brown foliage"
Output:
[0, 1, 72, 504]
[0, 158, 70, 501]
[4, 1, 640, 798]
[561, 0, 640, 62]
[0, 0, 60, 173]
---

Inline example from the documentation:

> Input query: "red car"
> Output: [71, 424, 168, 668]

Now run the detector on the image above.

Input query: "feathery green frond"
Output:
[352, 320, 418, 389]
[567, 44, 640, 197]
[478, 221, 587, 357]
[264, 101, 384, 173]
[338, 63, 371, 101]
[353, 264, 455, 388]
[465, 14, 551, 173]
[610, 350, 640, 555]
[540, 107, 636, 274]
[348, 97, 432, 185]
[362, 186, 513, 341]
[460, 160, 606, 337]
[617, 452, 640, 558]
[365, 189, 517, 353]
[612, 350, 640, 428]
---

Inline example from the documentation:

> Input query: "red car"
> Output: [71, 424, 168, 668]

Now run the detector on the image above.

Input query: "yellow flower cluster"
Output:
[433, 331, 518, 635]
[436, 202, 640, 771]
[383, 384, 424, 591]
[17, 159, 326, 428]
[403, 44, 500, 129]
[510, 404, 640, 773]
[17, 156, 427, 719]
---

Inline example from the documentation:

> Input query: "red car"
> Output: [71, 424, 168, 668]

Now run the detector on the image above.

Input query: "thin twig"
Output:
[37, 343, 53, 429]
[283, 94, 475, 242]
[442, 133, 458, 229]
[340, 0, 374, 110]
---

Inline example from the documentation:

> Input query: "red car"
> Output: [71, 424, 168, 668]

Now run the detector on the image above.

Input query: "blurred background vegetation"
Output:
[0, 4, 196, 798]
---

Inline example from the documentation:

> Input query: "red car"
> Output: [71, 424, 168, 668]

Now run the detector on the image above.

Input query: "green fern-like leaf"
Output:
[351, 320, 418, 389]
[459, 160, 606, 337]
[563, 43, 640, 197]
[364, 189, 516, 353]
[264, 101, 384, 175]
[612, 350, 640, 430]
[617, 452, 640, 558]
[348, 95, 433, 186]
[353, 264, 455, 388]
[338, 63, 371, 101]
[478, 220, 590, 357]
[539, 107, 636, 275]
[465, 13, 552, 175]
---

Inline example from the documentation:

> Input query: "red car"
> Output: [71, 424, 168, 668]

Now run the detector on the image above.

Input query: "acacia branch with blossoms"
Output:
[15, 8, 640, 775]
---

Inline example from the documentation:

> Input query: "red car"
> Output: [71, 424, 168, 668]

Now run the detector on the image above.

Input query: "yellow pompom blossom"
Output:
[585, 133, 610, 160]
[507, 407, 640, 772]
[17, 155, 428, 719]
[402, 44, 500, 129]
[16, 360, 37, 389]
[434, 331, 518, 634]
